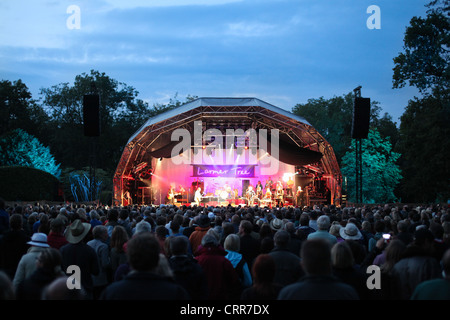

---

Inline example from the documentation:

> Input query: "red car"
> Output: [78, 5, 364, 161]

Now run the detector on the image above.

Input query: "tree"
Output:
[392, 0, 449, 95]
[40, 70, 153, 172]
[393, 0, 450, 202]
[341, 129, 402, 204]
[292, 92, 391, 164]
[0, 129, 61, 178]
[0, 79, 49, 139]
[40, 70, 196, 173]
[396, 94, 450, 203]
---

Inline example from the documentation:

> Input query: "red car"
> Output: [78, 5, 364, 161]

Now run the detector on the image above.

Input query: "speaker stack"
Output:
[351, 97, 370, 139]
[83, 94, 100, 137]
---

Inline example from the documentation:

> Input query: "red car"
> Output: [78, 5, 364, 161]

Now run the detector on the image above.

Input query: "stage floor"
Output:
[170, 197, 296, 208]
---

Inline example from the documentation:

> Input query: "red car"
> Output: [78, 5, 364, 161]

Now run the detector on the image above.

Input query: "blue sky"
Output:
[0, 0, 430, 122]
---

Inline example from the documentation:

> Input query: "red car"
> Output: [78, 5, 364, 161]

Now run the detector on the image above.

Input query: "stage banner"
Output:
[193, 165, 255, 178]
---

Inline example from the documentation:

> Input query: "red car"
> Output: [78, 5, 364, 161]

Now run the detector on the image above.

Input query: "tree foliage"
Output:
[0, 129, 61, 178]
[0, 79, 49, 139]
[392, 0, 450, 203]
[39, 70, 194, 174]
[292, 92, 397, 164]
[396, 94, 450, 203]
[392, 0, 449, 95]
[341, 129, 402, 204]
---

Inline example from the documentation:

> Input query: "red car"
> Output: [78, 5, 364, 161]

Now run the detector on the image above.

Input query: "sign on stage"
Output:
[193, 165, 255, 178]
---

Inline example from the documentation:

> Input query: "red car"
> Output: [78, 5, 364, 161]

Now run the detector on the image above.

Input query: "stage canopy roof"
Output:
[113, 97, 341, 203]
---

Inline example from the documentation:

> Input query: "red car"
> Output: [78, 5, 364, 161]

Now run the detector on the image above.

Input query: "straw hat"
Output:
[270, 218, 283, 231]
[65, 219, 91, 244]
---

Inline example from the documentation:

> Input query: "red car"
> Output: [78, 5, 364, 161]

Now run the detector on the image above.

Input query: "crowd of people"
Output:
[0, 196, 449, 300]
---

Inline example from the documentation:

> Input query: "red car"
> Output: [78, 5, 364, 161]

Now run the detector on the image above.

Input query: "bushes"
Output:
[0, 166, 63, 201]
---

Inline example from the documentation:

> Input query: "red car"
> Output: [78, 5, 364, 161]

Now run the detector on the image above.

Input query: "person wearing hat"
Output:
[60, 219, 99, 300]
[338, 222, 367, 265]
[269, 218, 283, 233]
[189, 214, 211, 256]
[13, 232, 50, 289]
[16, 247, 65, 300]
[339, 222, 363, 242]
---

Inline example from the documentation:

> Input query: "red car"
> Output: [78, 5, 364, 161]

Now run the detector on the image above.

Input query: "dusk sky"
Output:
[0, 0, 430, 123]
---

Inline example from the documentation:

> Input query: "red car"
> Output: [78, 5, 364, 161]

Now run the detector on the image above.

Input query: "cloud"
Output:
[9, 48, 170, 66]
[225, 21, 278, 37]
[102, 0, 242, 10]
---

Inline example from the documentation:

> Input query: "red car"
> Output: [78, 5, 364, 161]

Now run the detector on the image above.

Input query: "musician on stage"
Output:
[296, 186, 304, 207]
[276, 178, 283, 190]
[246, 185, 256, 205]
[264, 187, 272, 200]
[123, 190, 132, 206]
[261, 187, 272, 208]
[264, 177, 273, 190]
[275, 183, 284, 206]
[224, 182, 232, 199]
[286, 176, 294, 196]
[256, 181, 263, 199]
[167, 186, 176, 205]
[194, 187, 203, 205]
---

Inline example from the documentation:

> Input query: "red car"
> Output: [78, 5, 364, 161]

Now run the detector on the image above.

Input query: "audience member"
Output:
[41, 276, 84, 300]
[189, 214, 211, 255]
[0, 198, 9, 235]
[278, 239, 359, 300]
[368, 221, 386, 252]
[411, 248, 450, 300]
[391, 228, 442, 299]
[238, 220, 261, 268]
[396, 220, 414, 246]
[224, 234, 252, 293]
[100, 233, 189, 300]
[168, 235, 208, 300]
[241, 254, 282, 300]
[195, 233, 239, 299]
[13, 232, 50, 289]
[89, 210, 103, 230]
[15, 248, 65, 300]
[87, 225, 111, 299]
[296, 213, 315, 241]
[109, 225, 129, 277]
[331, 241, 370, 299]
[60, 219, 99, 300]
[269, 230, 303, 287]
[307, 215, 337, 245]
[0, 214, 30, 280]
[284, 221, 302, 256]
[47, 218, 68, 249]
[0, 271, 15, 300]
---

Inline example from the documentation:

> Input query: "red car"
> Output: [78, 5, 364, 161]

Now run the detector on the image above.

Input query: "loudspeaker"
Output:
[83, 94, 100, 137]
[351, 97, 370, 139]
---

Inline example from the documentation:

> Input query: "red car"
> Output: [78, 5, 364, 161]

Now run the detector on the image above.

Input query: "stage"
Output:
[113, 98, 342, 207]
